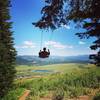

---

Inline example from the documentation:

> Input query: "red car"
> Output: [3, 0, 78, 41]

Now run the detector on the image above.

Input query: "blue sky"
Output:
[10, 0, 95, 56]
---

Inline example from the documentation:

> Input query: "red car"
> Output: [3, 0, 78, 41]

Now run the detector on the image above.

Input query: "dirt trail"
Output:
[40, 96, 92, 100]
[40, 88, 100, 100]
[40, 93, 94, 100]
[19, 90, 30, 100]
[78, 95, 92, 100]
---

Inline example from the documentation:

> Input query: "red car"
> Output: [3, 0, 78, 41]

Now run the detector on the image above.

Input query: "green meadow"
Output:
[2, 63, 100, 100]
[16, 63, 94, 77]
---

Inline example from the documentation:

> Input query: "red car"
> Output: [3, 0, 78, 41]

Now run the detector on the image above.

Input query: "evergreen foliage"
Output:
[0, 0, 16, 97]
[33, 0, 100, 66]
[76, 20, 100, 66]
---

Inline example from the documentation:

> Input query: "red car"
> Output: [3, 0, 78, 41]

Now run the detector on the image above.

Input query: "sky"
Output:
[10, 0, 95, 56]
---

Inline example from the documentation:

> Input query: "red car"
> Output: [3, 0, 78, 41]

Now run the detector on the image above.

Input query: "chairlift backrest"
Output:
[39, 48, 50, 58]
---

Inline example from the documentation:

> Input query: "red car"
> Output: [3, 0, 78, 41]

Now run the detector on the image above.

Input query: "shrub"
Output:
[52, 88, 64, 100]
[93, 92, 100, 100]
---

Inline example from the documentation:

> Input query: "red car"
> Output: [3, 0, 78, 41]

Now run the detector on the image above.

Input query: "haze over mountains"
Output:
[16, 55, 89, 65]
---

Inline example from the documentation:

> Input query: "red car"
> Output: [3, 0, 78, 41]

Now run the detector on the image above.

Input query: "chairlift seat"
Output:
[39, 50, 50, 58]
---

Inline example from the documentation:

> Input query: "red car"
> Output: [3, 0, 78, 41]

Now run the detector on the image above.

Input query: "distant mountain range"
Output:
[16, 55, 90, 65]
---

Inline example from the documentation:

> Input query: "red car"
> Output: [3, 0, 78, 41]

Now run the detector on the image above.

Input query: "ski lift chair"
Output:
[39, 47, 50, 58]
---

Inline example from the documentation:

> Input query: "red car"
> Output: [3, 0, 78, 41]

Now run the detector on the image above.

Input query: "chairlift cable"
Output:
[48, 31, 53, 49]
[39, 30, 53, 58]
[40, 31, 43, 50]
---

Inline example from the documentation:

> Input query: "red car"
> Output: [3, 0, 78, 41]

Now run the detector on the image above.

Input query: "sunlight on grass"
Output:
[3, 63, 99, 100]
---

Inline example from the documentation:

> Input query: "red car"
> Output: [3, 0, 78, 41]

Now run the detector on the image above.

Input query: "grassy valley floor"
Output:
[2, 63, 100, 100]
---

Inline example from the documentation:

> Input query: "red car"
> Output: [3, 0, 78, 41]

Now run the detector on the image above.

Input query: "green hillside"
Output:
[16, 63, 94, 78]
[2, 63, 100, 100]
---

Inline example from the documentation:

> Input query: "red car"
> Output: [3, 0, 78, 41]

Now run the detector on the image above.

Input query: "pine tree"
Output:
[0, 0, 16, 97]
[76, 19, 100, 66]
[33, 0, 100, 66]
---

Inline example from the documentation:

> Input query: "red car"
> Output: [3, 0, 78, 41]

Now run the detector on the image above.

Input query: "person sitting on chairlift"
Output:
[39, 47, 50, 58]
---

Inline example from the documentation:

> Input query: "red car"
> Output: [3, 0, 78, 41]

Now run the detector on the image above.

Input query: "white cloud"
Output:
[15, 41, 36, 49]
[79, 41, 85, 45]
[61, 24, 70, 29]
[44, 41, 73, 49]
[24, 41, 33, 46]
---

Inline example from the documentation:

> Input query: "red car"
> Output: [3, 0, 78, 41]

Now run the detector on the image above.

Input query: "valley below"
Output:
[2, 62, 100, 100]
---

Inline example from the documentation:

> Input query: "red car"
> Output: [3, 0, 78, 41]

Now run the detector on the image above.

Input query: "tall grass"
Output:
[2, 66, 100, 99]
[16, 67, 100, 99]
[1, 88, 25, 100]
